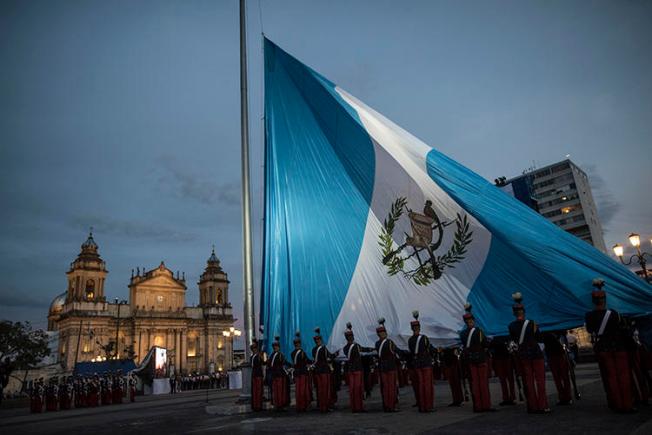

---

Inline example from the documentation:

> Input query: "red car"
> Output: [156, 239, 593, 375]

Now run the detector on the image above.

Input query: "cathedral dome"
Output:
[49, 292, 67, 315]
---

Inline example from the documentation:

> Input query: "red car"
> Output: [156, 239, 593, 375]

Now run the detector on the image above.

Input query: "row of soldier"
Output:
[29, 371, 137, 413]
[249, 279, 651, 414]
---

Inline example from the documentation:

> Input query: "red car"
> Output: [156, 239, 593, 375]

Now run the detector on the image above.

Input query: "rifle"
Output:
[562, 342, 581, 400]
[508, 340, 525, 402]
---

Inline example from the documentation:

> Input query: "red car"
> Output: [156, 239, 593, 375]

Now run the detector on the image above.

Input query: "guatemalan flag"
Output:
[261, 38, 652, 353]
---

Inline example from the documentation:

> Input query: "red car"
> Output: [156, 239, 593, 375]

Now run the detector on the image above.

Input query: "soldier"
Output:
[267, 336, 289, 410]
[311, 327, 337, 412]
[509, 292, 550, 414]
[585, 278, 635, 413]
[291, 331, 312, 412]
[542, 331, 573, 405]
[441, 346, 465, 406]
[627, 322, 650, 406]
[101, 373, 111, 405]
[342, 322, 372, 413]
[88, 375, 99, 407]
[460, 304, 493, 412]
[408, 311, 434, 412]
[489, 336, 517, 406]
[375, 318, 399, 412]
[128, 373, 137, 402]
[113, 370, 124, 404]
[59, 376, 72, 410]
[250, 338, 264, 411]
[30, 378, 44, 413]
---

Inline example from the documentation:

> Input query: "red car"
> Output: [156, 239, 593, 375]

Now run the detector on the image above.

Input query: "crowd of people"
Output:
[250, 279, 651, 415]
[168, 372, 229, 393]
[28, 371, 137, 413]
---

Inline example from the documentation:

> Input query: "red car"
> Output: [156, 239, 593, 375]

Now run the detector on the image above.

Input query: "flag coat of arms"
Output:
[261, 38, 651, 352]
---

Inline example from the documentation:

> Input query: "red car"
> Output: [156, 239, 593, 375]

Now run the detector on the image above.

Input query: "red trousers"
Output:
[548, 354, 572, 403]
[31, 397, 42, 413]
[272, 377, 287, 409]
[294, 374, 311, 412]
[442, 365, 464, 404]
[598, 351, 633, 411]
[380, 370, 398, 412]
[46, 396, 57, 411]
[113, 388, 123, 404]
[469, 362, 491, 411]
[314, 373, 332, 412]
[521, 358, 548, 411]
[493, 358, 516, 402]
[347, 371, 365, 412]
[408, 368, 419, 406]
[415, 367, 434, 412]
[251, 376, 264, 411]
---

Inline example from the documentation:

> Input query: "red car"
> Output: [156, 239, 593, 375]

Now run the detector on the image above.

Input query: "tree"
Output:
[0, 321, 50, 399]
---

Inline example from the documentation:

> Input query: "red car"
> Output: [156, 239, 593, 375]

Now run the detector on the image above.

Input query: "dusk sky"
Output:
[1, 0, 651, 334]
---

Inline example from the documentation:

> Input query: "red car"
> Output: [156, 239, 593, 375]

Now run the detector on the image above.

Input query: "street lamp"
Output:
[612, 232, 650, 282]
[222, 328, 241, 369]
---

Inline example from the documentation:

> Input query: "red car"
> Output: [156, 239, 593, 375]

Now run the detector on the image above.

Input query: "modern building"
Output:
[501, 159, 607, 253]
[48, 232, 235, 374]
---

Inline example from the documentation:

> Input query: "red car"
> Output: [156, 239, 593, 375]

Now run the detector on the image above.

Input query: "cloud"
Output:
[154, 156, 240, 207]
[67, 215, 198, 242]
[0, 291, 51, 308]
[583, 164, 620, 231]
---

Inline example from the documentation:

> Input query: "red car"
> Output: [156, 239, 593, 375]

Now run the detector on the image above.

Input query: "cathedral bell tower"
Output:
[198, 247, 230, 307]
[66, 230, 108, 302]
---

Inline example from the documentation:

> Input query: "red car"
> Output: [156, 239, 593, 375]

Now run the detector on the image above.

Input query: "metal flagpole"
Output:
[239, 0, 255, 358]
[239, 0, 255, 399]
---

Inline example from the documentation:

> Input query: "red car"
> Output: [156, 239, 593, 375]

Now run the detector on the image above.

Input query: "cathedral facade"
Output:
[48, 232, 235, 374]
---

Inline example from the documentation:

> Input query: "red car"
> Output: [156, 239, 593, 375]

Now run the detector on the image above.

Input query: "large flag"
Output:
[261, 38, 651, 353]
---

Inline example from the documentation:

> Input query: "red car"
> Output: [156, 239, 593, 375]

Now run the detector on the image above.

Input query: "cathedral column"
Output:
[175, 329, 180, 371]
[180, 330, 187, 374]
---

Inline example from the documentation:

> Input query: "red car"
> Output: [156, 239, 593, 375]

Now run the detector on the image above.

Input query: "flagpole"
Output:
[239, 0, 255, 360]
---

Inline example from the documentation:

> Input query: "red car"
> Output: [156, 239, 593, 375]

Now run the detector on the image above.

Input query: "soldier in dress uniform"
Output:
[440, 346, 465, 406]
[88, 375, 99, 407]
[626, 322, 650, 406]
[542, 331, 573, 405]
[508, 292, 550, 414]
[113, 370, 124, 404]
[585, 278, 635, 413]
[312, 327, 338, 412]
[101, 373, 111, 405]
[342, 322, 371, 413]
[267, 336, 289, 410]
[408, 311, 434, 412]
[45, 377, 58, 411]
[128, 373, 137, 402]
[30, 378, 44, 413]
[250, 338, 265, 411]
[375, 318, 399, 412]
[460, 304, 493, 412]
[488, 336, 517, 406]
[291, 331, 312, 412]
[59, 376, 72, 410]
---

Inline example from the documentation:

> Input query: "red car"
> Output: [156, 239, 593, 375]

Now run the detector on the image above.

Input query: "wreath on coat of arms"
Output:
[379, 197, 473, 286]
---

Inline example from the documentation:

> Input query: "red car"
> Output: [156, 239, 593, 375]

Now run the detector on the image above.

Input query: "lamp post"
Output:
[222, 327, 242, 369]
[114, 299, 128, 359]
[613, 233, 651, 282]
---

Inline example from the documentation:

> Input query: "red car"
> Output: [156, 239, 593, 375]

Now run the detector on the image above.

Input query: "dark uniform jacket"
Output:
[585, 309, 627, 352]
[460, 327, 488, 364]
[290, 348, 311, 375]
[509, 319, 544, 360]
[542, 332, 565, 357]
[312, 345, 335, 374]
[375, 338, 398, 372]
[343, 342, 364, 373]
[441, 347, 460, 367]
[267, 351, 286, 378]
[408, 334, 433, 369]
[251, 352, 264, 378]
[488, 336, 511, 360]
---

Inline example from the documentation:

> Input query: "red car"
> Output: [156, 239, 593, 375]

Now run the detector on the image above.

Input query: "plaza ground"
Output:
[1, 363, 651, 434]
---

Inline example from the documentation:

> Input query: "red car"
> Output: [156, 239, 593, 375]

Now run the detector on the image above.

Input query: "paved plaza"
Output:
[1, 364, 651, 434]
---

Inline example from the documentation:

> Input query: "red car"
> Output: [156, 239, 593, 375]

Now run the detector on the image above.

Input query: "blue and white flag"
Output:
[261, 38, 651, 353]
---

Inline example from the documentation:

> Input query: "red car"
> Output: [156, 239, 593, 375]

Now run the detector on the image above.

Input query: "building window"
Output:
[85, 279, 95, 300]
[561, 206, 574, 214]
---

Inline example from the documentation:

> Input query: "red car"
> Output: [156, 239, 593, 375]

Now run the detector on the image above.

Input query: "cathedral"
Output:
[48, 232, 236, 374]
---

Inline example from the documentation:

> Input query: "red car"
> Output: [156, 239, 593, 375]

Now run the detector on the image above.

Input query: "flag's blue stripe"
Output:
[426, 148, 652, 335]
[263, 39, 375, 353]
